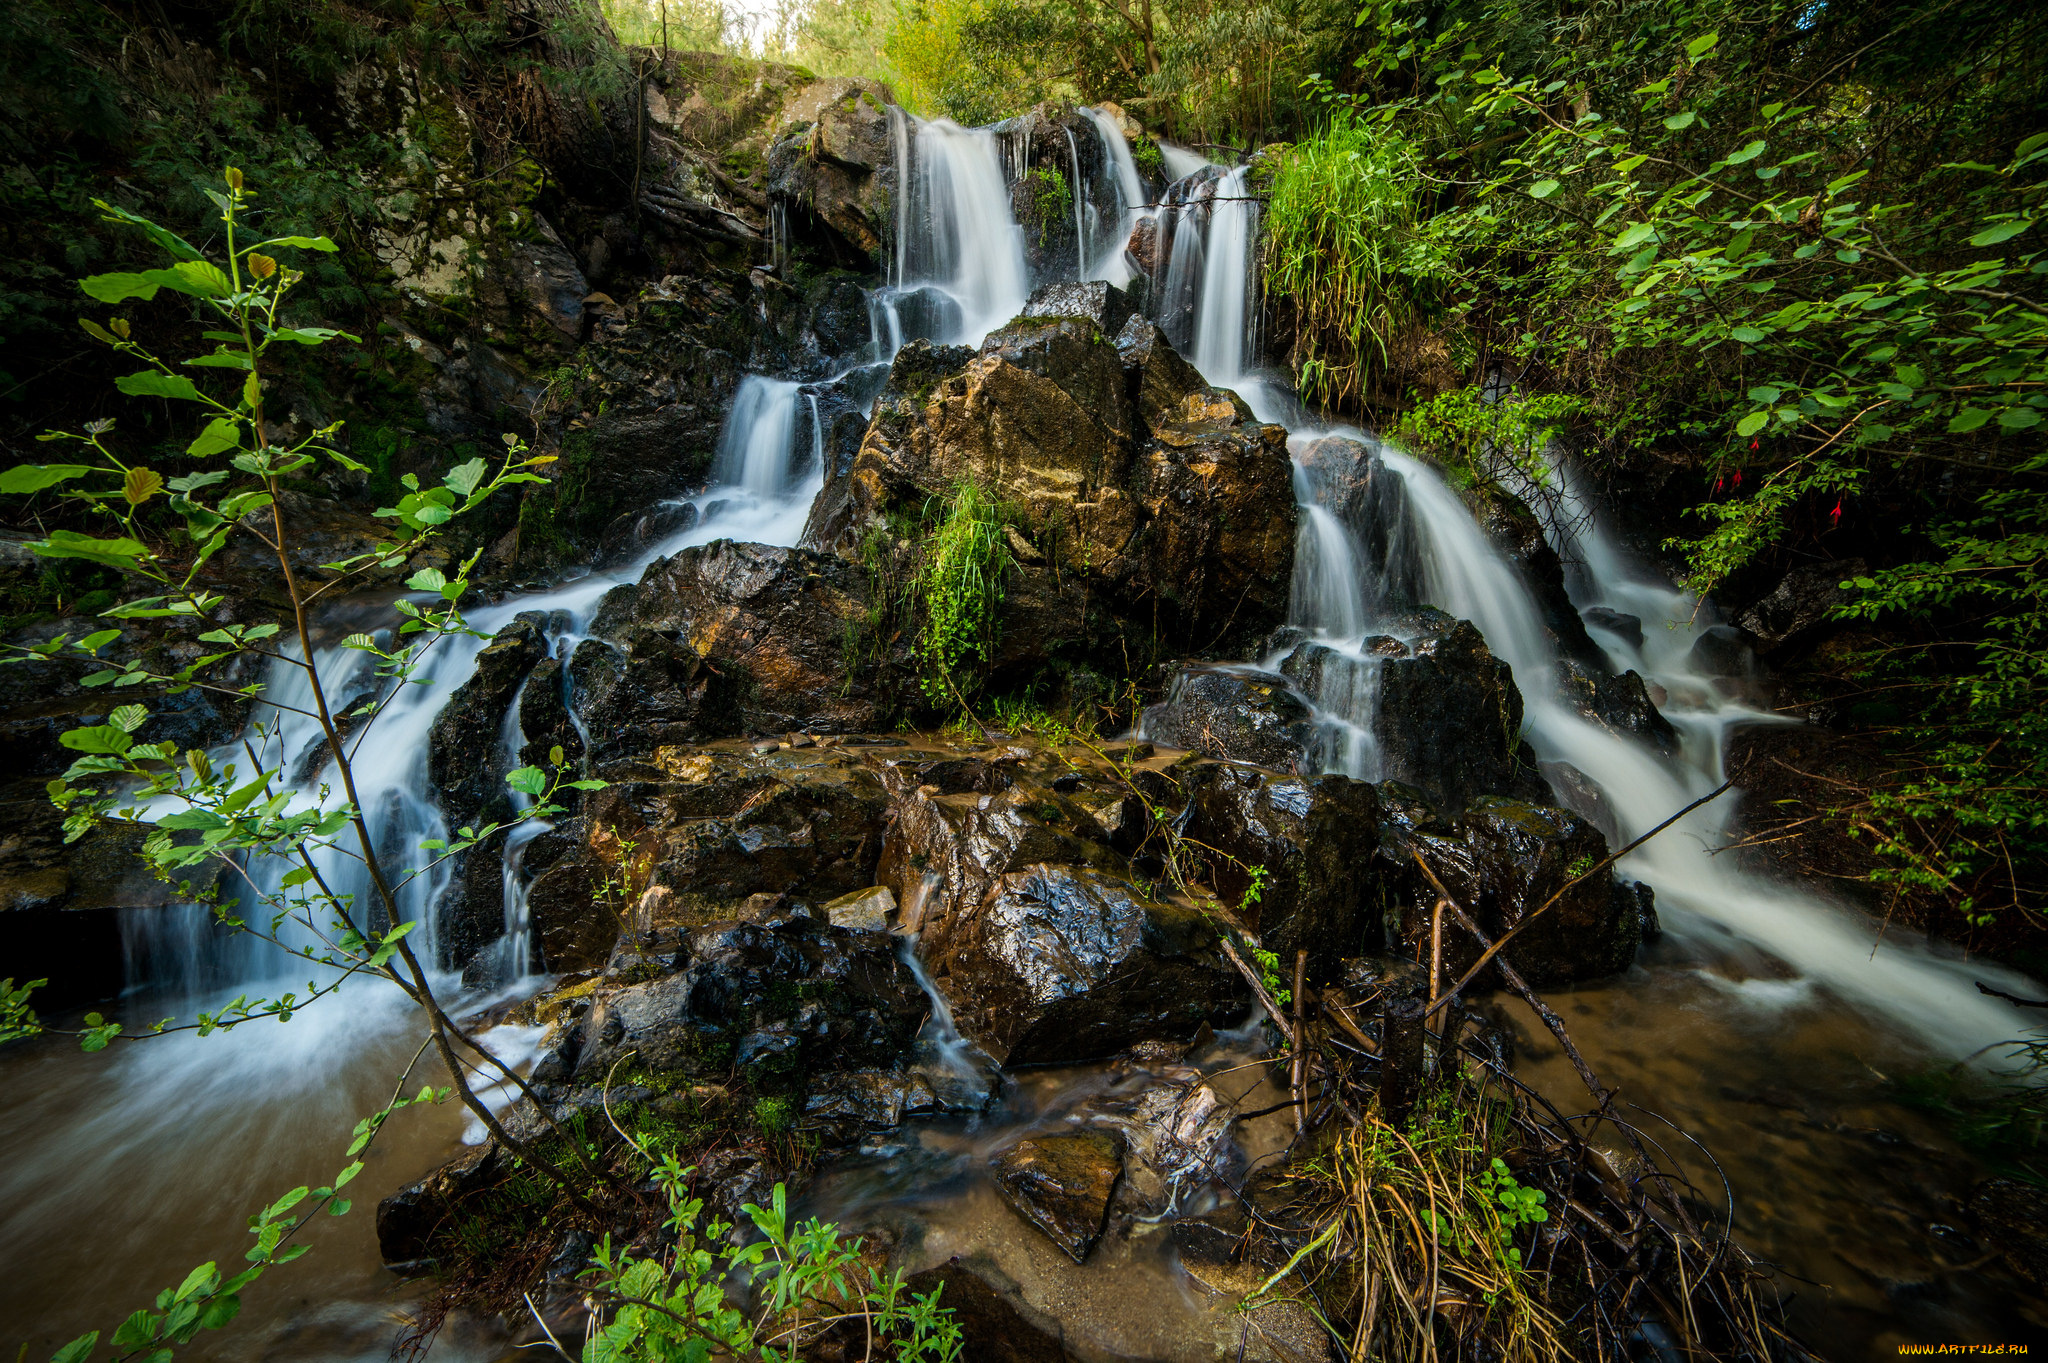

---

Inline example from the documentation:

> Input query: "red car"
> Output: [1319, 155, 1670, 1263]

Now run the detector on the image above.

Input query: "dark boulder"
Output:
[1292, 435, 1424, 612]
[1535, 759, 1618, 845]
[1737, 559, 1864, 656]
[1688, 624, 1760, 678]
[1174, 760, 1386, 979]
[1969, 1177, 2048, 1288]
[1471, 488, 1606, 669]
[991, 1128, 1125, 1262]
[1141, 666, 1315, 772]
[1582, 606, 1644, 649]
[429, 618, 544, 829]
[1399, 797, 1644, 987]
[577, 540, 911, 756]
[1022, 279, 1135, 336]
[558, 913, 925, 1084]
[1363, 613, 1545, 813]
[1554, 657, 1679, 753]
[924, 862, 1244, 1066]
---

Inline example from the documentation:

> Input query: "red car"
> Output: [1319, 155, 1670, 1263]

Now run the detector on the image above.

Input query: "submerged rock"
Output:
[991, 1128, 1126, 1262]
[1554, 657, 1679, 753]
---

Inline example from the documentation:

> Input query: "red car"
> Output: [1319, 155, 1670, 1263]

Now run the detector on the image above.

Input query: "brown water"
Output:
[1501, 939, 2048, 1355]
[5, 936, 2044, 1359]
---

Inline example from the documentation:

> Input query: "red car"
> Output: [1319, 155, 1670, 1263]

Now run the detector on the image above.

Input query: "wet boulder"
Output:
[1471, 487, 1605, 669]
[1173, 760, 1386, 979]
[377, 1143, 501, 1272]
[578, 540, 910, 756]
[556, 913, 926, 1085]
[1535, 759, 1618, 845]
[1687, 624, 1760, 678]
[1400, 797, 1645, 987]
[991, 1128, 1126, 1262]
[1086, 1071, 1241, 1217]
[1582, 606, 1644, 649]
[429, 618, 544, 828]
[926, 862, 1245, 1066]
[1554, 657, 1679, 753]
[1365, 613, 1545, 813]
[1141, 666, 1315, 772]
[1292, 435, 1423, 612]
[764, 78, 897, 264]
[1022, 279, 1135, 336]
[1737, 559, 1864, 657]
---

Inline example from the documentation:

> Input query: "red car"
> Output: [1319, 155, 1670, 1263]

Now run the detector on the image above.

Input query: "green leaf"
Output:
[80, 273, 163, 304]
[173, 1262, 219, 1302]
[1997, 407, 2041, 429]
[1724, 139, 1767, 165]
[157, 810, 228, 831]
[1948, 407, 1992, 432]
[266, 327, 360, 345]
[115, 371, 204, 403]
[1685, 31, 1719, 58]
[0, 464, 92, 495]
[188, 418, 242, 457]
[1968, 218, 2032, 247]
[1736, 411, 1769, 437]
[256, 234, 340, 252]
[1747, 386, 1782, 404]
[36, 529, 149, 569]
[112, 1310, 158, 1347]
[1612, 222, 1657, 252]
[1528, 179, 1560, 199]
[442, 458, 488, 497]
[1730, 326, 1765, 343]
[506, 766, 548, 796]
[109, 704, 148, 733]
[1895, 364, 1925, 387]
[1663, 111, 1697, 131]
[50, 1332, 100, 1363]
[184, 350, 253, 371]
[59, 724, 134, 756]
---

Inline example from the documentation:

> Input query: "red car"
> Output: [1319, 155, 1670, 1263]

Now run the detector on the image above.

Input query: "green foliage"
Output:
[1023, 166, 1074, 245]
[753, 1094, 796, 1134]
[1396, 386, 1587, 493]
[580, 1157, 963, 1362]
[913, 480, 1010, 709]
[1286, 0, 2048, 931]
[1129, 135, 1166, 179]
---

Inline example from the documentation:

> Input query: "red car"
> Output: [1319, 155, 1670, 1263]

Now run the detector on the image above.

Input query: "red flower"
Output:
[1829, 500, 1843, 527]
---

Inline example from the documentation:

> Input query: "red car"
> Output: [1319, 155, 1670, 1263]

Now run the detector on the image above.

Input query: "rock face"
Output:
[1470, 487, 1606, 669]
[1328, 612, 1546, 814]
[573, 541, 914, 759]
[766, 79, 897, 265]
[921, 858, 1241, 1067]
[991, 1128, 1126, 1262]
[1553, 657, 1678, 753]
[548, 911, 926, 1087]
[1141, 666, 1315, 772]
[1397, 796, 1645, 987]
[803, 291, 1296, 676]
[1174, 761, 1385, 979]
[1737, 558, 1864, 657]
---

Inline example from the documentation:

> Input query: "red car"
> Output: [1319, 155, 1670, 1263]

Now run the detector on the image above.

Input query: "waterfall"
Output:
[712, 375, 803, 498]
[1079, 107, 1147, 287]
[1063, 128, 1091, 278]
[1191, 165, 1255, 388]
[1160, 142, 1211, 182]
[1281, 430, 2036, 1058]
[887, 113, 1030, 346]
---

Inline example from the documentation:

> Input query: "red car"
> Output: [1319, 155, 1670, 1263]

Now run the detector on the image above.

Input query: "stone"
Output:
[1141, 666, 1315, 772]
[378, 1143, 501, 1271]
[823, 884, 896, 932]
[990, 1128, 1125, 1262]
[1582, 606, 1644, 649]
[1471, 487, 1606, 668]
[1402, 797, 1643, 987]
[1553, 657, 1679, 753]
[429, 618, 544, 828]
[577, 540, 911, 757]
[1737, 559, 1864, 655]
[1088, 1074, 1240, 1216]
[1362, 613, 1544, 813]
[1173, 760, 1386, 980]
[1969, 1177, 2048, 1288]
[1688, 623, 1760, 677]
[923, 862, 1245, 1066]
[1020, 279, 1135, 336]
[1536, 759, 1618, 844]
[553, 913, 925, 1084]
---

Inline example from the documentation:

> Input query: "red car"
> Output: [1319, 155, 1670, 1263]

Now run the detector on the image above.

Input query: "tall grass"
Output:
[1262, 111, 1450, 410]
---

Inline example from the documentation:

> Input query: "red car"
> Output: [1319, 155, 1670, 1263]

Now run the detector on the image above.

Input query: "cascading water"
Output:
[1190, 165, 1256, 387]
[881, 108, 1030, 347]
[1078, 107, 1147, 287]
